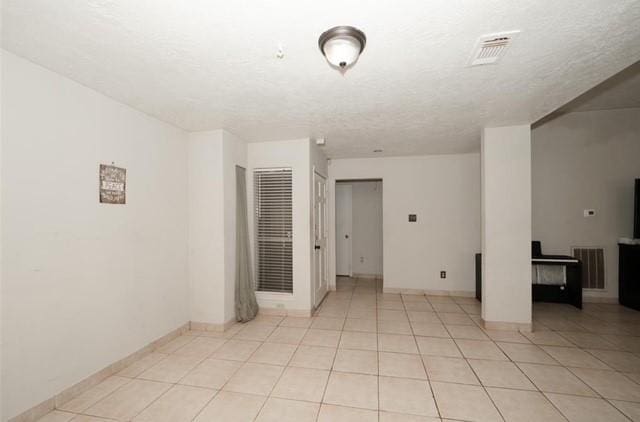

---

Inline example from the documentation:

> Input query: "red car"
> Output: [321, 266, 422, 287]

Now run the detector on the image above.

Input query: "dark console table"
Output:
[475, 241, 582, 309]
[619, 243, 640, 310]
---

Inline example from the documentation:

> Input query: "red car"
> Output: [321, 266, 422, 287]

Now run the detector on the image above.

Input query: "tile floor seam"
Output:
[316, 289, 351, 422]
[186, 389, 221, 422]
[185, 323, 279, 421]
[129, 349, 216, 421]
[583, 347, 633, 370]
[464, 354, 507, 422]
[604, 398, 636, 422]
[243, 320, 306, 421]
[375, 287, 380, 418]
[540, 391, 632, 422]
[412, 296, 444, 421]
[179, 342, 251, 421]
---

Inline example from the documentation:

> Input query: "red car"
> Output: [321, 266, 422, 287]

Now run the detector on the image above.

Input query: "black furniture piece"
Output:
[619, 243, 640, 311]
[475, 241, 582, 309]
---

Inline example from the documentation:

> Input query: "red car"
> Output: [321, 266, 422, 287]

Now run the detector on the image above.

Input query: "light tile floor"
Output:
[39, 277, 640, 421]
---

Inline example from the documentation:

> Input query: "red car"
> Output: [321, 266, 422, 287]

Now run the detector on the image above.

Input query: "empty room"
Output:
[2, 1, 640, 422]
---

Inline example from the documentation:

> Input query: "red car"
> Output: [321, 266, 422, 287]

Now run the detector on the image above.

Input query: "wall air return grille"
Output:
[469, 31, 520, 66]
[254, 168, 293, 293]
[572, 247, 605, 290]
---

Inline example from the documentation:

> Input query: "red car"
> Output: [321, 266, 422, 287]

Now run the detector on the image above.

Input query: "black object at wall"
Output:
[619, 243, 640, 311]
[634, 179, 640, 239]
[475, 241, 582, 309]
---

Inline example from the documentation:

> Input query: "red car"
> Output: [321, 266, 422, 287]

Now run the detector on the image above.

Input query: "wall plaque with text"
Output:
[99, 164, 126, 204]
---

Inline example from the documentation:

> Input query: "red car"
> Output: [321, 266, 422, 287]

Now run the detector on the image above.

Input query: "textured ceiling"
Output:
[559, 61, 640, 113]
[3, 1, 640, 158]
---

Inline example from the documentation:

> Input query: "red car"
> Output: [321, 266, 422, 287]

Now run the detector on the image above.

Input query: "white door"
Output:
[335, 183, 352, 276]
[313, 172, 328, 307]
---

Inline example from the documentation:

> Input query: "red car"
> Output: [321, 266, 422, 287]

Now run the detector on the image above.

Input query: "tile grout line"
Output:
[316, 280, 352, 422]
[411, 292, 443, 420]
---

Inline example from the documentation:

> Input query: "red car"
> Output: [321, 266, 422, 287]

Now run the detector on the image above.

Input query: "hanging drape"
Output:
[235, 166, 259, 322]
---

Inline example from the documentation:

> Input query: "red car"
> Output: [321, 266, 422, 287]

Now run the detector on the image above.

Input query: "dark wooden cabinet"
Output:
[619, 243, 640, 310]
[475, 250, 582, 308]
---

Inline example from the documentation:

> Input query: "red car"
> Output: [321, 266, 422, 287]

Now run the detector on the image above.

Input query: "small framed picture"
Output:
[99, 164, 126, 204]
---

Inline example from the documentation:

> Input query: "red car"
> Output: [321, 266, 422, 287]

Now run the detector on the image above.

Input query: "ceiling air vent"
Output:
[469, 31, 520, 66]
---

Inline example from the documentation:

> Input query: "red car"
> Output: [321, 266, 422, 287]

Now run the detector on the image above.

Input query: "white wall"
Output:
[532, 108, 640, 300]
[336, 181, 383, 277]
[0, 50, 326, 419]
[1, 51, 189, 419]
[0, 46, 4, 421]
[328, 154, 481, 295]
[188, 130, 225, 325]
[481, 126, 532, 328]
[188, 130, 247, 326]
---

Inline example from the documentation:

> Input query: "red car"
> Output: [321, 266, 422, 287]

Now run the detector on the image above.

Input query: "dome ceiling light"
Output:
[318, 26, 366, 71]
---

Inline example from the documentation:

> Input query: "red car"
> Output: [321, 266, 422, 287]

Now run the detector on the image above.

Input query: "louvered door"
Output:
[254, 168, 293, 293]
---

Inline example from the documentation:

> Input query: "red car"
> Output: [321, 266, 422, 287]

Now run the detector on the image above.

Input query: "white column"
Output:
[481, 125, 532, 331]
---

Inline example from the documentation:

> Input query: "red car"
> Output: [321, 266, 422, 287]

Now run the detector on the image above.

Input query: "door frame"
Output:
[328, 177, 384, 291]
[313, 168, 329, 308]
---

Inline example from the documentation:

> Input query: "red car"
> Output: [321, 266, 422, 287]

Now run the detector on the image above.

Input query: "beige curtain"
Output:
[235, 166, 259, 322]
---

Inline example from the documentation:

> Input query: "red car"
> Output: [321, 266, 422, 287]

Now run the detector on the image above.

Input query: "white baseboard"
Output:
[190, 318, 237, 332]
[10, 323, 190, 422]
[257, 307, 313, 317]
[383, 287, 475, 297]
[425, 289, 476, 298]
[583, 295, 618, 304]
[352, 273, 383, 280]
[482, 318, 532, 332]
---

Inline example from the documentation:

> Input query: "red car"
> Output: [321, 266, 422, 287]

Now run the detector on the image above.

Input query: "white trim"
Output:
[252, 166, 292, 172]
[482, 319, 532, 332]
[256, 291, 296, 301]
[312, 169, 329, 308]
[257, 307, 313, 317]
[532, 258, 579, 263]
[352, 272, 383, 280]
[190, 319, 237, 332]
[312, 165, 328, 179]
[383, 287, 476, 297]
[583, 296, 618, 304]
[9, 323, 190, 422]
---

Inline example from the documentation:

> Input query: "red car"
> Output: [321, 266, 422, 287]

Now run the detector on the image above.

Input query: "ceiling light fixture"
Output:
[318, 26, 366, 71]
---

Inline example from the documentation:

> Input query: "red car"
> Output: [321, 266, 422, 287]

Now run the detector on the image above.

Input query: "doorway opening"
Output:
[335, 179, 383, 289]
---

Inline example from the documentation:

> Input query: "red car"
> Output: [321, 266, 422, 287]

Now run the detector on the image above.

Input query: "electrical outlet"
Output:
[584, 209, 596, 217]
[360, 257, 364, 263]
[440, 271, 446, 279]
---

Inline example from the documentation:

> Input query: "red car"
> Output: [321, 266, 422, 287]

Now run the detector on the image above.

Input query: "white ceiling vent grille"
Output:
[469, 31, 520, 66]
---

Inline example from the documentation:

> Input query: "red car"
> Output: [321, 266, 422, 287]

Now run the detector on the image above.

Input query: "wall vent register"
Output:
[573, 247, 605, 290]
[254, 168, 293, 293]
